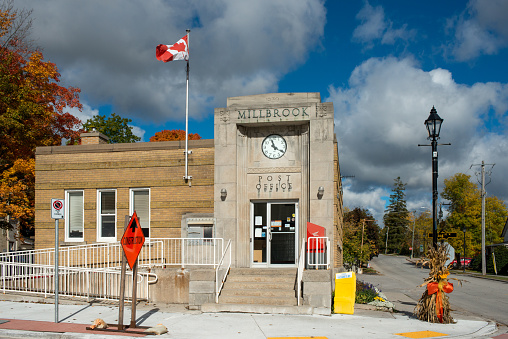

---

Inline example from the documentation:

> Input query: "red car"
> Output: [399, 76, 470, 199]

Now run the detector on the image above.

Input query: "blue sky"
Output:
[19, 0, 508, 225]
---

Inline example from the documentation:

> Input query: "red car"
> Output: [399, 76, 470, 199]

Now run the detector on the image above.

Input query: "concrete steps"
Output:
[218, 268, 297, 306]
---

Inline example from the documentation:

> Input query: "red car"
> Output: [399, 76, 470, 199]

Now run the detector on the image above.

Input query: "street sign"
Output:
[427, 232, 457, 239]
[121, 211, 145, 270]
[51, 199, 65, 219]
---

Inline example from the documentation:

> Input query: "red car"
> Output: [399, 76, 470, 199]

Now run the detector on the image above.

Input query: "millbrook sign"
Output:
[237, 107, 310, 120]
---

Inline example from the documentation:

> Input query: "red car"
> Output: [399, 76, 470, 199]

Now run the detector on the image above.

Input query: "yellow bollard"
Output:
[333, 272, 356, 314]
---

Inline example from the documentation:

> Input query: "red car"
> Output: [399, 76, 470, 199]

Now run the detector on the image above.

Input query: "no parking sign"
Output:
[51, 199, 65, 219]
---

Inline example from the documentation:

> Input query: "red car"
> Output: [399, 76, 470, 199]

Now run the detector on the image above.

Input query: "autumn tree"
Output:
[441, 173, 507, 256]
[150, 129, 201, 142]
[0, 158, 34, 232]
[0, 2, 82, 233]
[82, 113, 140, 143]
[343, 207, 380, 266]
[383, 177, 411, 254]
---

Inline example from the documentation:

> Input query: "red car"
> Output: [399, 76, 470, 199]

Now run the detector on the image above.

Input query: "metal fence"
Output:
[306, 237, 330, 270]
[0, 261, 156, 301]
[0, 238, 224, 301]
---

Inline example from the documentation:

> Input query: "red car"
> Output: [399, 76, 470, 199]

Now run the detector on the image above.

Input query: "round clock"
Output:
[262, 134, 287, 159]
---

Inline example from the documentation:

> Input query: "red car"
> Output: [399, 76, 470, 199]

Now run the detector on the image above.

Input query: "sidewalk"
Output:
[0, 297, 503, 339]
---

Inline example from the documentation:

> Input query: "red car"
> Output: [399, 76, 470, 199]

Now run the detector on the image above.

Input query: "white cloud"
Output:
[447, 0, 508, 61]
[65, 103, 98, 126]
[19, 0, 326, 123]
[130, 125, 146, 142]
[352, 2, 415, 48]
[329, 56, 508, 224]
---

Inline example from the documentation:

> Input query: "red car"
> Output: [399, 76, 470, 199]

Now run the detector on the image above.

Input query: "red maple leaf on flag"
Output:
[171, 41, 186, 53]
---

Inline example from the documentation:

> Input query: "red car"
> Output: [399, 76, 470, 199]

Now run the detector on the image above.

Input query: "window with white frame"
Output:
[130, 188, 150, 238]
[97, 189, 116, 241]
[65, 190, 84, 241]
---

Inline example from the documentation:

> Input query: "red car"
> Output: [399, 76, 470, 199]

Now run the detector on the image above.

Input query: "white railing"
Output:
[152, 238, 224, 269]
[0, 261, 156, 301]
[296, 241, 305, 306]
[307, 237, 330, 270]
[215, 240, 231, 303]
[0, 237, 224, 301]
[0, 238, 223, 269]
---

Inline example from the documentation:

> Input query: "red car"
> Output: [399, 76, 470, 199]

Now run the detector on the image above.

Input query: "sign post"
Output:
[118, 211, 145, 330]
[51, 199, 64, 323]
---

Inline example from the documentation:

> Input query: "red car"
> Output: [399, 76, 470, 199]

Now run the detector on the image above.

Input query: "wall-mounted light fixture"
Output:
[317, 186, 324, 199]
[220, 188, 227, 201]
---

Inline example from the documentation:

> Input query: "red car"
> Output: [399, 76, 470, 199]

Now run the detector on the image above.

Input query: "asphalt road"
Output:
[359, 254, 508, 326]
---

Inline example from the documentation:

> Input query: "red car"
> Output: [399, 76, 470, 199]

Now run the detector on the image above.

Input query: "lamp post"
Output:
[420, 106, 449, 249]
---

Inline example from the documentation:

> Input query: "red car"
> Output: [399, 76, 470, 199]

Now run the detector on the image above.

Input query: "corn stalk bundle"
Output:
[414, 243, 456, 324]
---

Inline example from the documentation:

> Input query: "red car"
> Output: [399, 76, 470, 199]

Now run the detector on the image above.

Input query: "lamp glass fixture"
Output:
[424, 106, 443, 139]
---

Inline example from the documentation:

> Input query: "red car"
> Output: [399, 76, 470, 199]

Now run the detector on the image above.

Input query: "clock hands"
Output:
[271, 140, 282, 152]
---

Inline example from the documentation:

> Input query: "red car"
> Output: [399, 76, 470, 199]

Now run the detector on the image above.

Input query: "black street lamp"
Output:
[420, 106, 450, 249]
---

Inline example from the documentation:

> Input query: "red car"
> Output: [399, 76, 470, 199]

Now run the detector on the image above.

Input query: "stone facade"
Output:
[214, 93, 342, 267]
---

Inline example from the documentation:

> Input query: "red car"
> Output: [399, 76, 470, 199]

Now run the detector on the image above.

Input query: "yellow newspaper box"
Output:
[334, 271, 356, 314]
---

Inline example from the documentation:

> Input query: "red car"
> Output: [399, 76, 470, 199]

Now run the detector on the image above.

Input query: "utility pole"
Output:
[470, 160, 494, 276]
[360, 219, 375, 259]
[481, 161, 486, 276]
[385, 226, 389, 254]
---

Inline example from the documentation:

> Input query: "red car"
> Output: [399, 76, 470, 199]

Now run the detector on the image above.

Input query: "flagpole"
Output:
[184, 29, 192, 186]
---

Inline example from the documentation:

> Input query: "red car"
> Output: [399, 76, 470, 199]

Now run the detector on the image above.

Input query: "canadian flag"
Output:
[156, 35, 188, 62]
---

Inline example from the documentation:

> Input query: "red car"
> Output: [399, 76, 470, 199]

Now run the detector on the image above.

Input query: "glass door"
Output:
[251, 201, 298, 266]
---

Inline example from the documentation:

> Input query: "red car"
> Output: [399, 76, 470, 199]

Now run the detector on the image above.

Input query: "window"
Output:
[188, 225, 213, 239]
[65, 190, 84, 242]
[130, 188, 150, 238]
[97, 189, 116, 241]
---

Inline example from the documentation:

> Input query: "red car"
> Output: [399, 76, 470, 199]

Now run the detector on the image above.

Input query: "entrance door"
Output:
[251, 201, 298, 266]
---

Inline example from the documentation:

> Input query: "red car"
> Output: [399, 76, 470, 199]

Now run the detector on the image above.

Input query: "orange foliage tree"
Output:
[149, 129, 201, 142]
[0, 158, 34, 232]
[0, 2, 82, 233]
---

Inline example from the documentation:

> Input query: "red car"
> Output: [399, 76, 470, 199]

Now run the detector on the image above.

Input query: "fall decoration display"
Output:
[414, 243, 457, 324]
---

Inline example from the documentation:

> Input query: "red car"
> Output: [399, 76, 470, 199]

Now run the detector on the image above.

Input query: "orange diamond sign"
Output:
[121, 211, 145, 270]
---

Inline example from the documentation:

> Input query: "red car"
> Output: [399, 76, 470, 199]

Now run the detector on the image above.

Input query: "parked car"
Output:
[450, 257, 472, 267]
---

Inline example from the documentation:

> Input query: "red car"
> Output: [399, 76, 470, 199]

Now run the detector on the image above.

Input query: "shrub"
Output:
[355, 281, 378, 304]
[470, 246, 508, 275]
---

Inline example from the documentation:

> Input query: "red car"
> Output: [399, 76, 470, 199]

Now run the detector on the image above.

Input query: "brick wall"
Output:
[35, 140, 214, 250]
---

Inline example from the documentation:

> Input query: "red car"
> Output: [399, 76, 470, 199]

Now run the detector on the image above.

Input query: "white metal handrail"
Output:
[0, 238, 224, 269]
[0, 237, 225, 301]
[215, 239, 231, 303]
[307, 237, 330, 270]
[296, 241, 305, 306]
[0, 261, 153, 301]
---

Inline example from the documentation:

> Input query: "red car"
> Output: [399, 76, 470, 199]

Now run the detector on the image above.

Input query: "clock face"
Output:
[262, 134, 287, 159]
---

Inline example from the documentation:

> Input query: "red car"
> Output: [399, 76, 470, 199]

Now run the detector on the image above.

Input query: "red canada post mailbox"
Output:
[121, 211, 145, 269]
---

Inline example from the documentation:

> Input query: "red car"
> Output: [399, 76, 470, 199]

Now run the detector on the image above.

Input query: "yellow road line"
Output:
[395, 330, 448, 338]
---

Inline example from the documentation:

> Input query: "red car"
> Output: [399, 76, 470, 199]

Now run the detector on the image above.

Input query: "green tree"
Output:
[383, 177, 410, 254]
[413, 210, 432, 257]
[82, 113, 140, 144]
[343, 207, 380, 266]
[441, 173, 507, 256]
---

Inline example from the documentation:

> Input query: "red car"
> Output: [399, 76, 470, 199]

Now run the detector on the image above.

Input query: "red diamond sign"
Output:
[121, 211, 145, 270]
